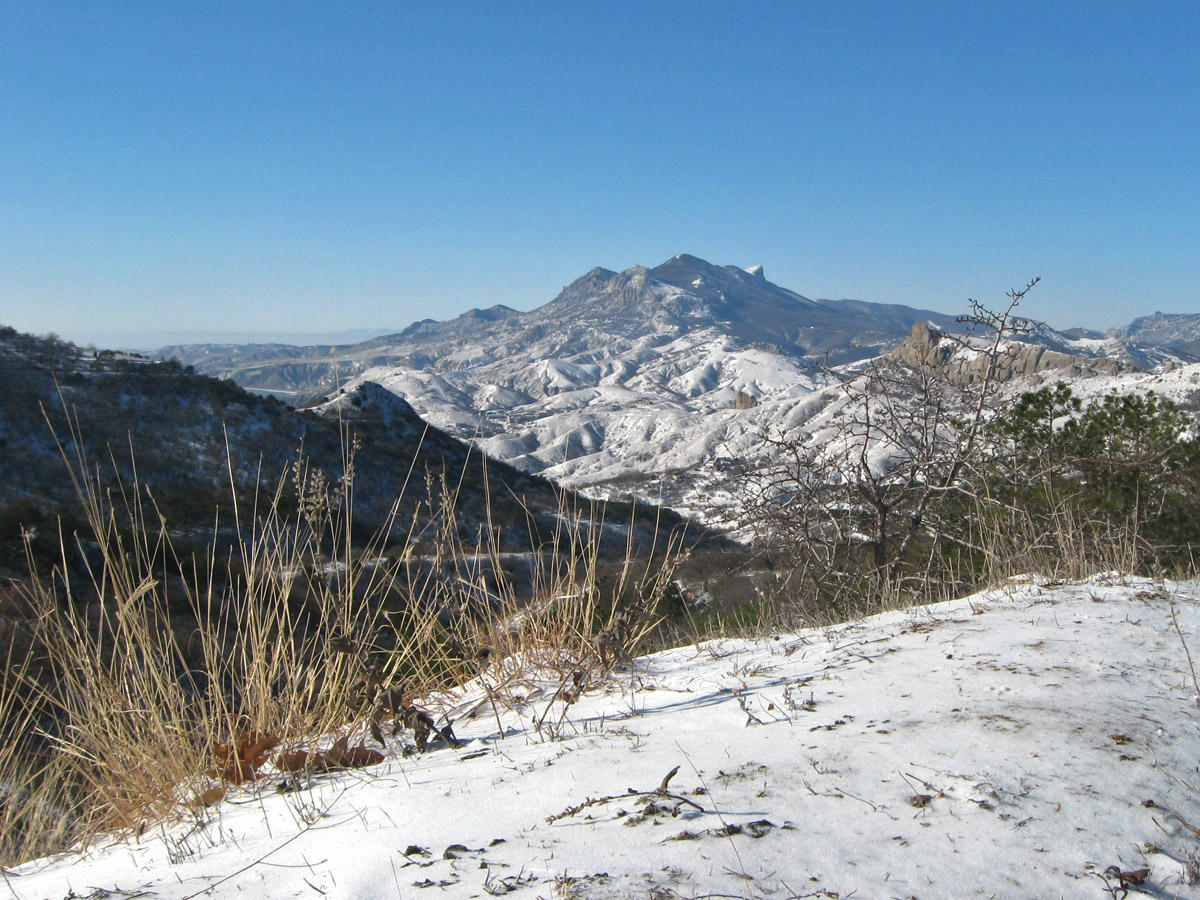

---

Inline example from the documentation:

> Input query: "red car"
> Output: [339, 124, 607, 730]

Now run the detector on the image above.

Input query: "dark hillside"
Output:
[0, 327, 708, 577]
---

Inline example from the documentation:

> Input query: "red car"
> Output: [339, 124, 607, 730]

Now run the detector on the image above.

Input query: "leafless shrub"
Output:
[718, 279, 1039, 615]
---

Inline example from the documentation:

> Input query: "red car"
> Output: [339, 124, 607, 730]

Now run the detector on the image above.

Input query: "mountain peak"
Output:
[647, 254, 813, 311]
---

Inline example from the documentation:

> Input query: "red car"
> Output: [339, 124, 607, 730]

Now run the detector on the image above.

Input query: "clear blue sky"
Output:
[2, 1, 1196, 348]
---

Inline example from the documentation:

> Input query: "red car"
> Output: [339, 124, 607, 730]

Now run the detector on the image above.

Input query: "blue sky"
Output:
[2, 1, 1196, 348]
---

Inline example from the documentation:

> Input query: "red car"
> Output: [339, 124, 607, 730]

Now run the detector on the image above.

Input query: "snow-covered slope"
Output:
[13, 575, 1200, 899]
[322, 256, 968, 500]
[1022, 355, 1200, 411]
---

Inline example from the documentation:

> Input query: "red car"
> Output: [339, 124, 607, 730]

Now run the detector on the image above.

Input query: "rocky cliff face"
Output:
[890, 322, 1129, 384]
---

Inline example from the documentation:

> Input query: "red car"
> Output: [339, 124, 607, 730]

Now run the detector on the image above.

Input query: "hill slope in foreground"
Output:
[11, 575, 1200, 900]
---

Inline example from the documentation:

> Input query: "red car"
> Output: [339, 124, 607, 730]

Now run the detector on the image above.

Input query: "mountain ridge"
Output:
[160, 254, 964, 398]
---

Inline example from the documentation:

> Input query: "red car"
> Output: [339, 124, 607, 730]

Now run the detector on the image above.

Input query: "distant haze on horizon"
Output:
[2, 3, 1196, 348]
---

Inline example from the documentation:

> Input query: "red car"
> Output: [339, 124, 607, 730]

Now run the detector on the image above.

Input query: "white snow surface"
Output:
[336, 325, 1200, 522]
[11, 575, 1200, 900]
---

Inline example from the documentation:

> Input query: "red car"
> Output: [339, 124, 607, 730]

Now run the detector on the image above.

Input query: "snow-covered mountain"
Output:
[162, 254, 963, 401]
[161, 256, 961, 495]
[0, 328, 709, 579]
[15, 574, 1200, 899]
[1110, 312, 1200, 362]
[161, 256, 1195, 513]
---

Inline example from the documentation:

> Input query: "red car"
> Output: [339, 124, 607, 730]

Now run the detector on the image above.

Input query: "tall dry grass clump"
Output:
[0, 422, 394, 863]
[0, 421, 684, 867]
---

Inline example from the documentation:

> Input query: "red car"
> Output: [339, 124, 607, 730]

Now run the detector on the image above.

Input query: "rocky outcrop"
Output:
[891, 322, 1129, 385]
[732, 390, 758, 410]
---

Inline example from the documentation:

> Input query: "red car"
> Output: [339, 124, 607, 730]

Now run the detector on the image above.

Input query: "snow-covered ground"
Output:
[1024, 360, 1200, 409]
[9, 575, 1200, 900]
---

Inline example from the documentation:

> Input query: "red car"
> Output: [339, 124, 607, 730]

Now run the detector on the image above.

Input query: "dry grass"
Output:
[0, 424, 684, 867]
[666, 494, 1166, 649]
[967, 495, 1148, 586]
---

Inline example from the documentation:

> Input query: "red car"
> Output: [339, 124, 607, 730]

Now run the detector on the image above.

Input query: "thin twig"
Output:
[833, 786, 879, 812]
[675, 744, 752, 884]
[1169, 602, 1200, 707]
[546, 765, 708, 824]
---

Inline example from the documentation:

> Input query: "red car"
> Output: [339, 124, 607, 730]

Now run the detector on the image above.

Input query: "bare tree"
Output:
[721, 279, 1039, 604]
